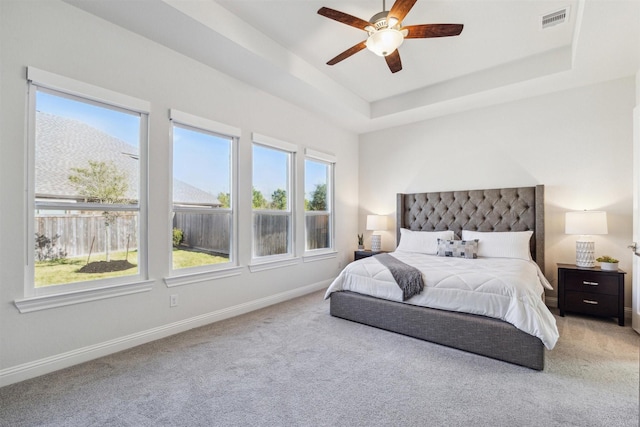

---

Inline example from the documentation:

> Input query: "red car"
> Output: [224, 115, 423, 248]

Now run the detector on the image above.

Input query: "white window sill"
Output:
[14, 280, 154, 313]
[164, 266, 244, 288]
[303, 251, 338, 263]
[249, 257, 300, 272]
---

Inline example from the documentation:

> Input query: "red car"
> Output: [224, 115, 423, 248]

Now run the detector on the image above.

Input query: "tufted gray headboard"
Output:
[396, 185, 544, 268]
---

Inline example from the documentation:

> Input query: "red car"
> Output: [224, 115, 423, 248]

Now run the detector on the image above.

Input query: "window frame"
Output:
[166, 109, 241, 284]
[20, 67, 152, 307]
[304, 149, 336, 255]
[250, 133, 297, 266]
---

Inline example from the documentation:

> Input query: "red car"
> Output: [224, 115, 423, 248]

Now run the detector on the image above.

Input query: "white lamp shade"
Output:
[366, 215, 387, 231]
[365, 29, 405, 57]
[565, 211, 608, 235]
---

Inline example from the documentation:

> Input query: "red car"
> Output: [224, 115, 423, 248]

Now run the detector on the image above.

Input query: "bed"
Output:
[326, 185, 558, 370]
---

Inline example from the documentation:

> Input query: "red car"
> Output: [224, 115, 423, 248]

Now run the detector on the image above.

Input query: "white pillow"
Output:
[396, 228, 455, 255]
[461, 230, 533, 260]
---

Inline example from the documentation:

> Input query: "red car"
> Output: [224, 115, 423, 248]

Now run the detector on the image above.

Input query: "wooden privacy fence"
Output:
[305, 214, 330, 250]
[253, 213, 289, 256]
[35, 213, 138, 258]
[173, 212, 231, 256]
[36, 211, 330, 259]
[175, 212, 329, 256]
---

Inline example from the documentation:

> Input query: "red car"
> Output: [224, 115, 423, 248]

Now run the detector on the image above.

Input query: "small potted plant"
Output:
[357, 234, 364, 250]
[596, 255, 619, 271]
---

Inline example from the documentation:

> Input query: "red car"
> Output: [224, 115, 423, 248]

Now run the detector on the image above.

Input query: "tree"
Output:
[68, 160, 128, 262]
[270, 188, 287, 210]
[307, 183, 327, 211]
[252, 187, 268, 209]
[217, 192, 230, 208]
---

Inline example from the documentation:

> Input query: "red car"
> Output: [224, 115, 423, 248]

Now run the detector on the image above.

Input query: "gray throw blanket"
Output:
[374, 253, 424, 301]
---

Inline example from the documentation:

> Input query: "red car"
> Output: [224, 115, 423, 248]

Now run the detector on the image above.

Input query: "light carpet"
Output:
[1, 291, 638, 426]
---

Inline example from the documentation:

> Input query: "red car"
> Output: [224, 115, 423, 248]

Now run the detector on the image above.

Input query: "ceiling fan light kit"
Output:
[365, 28, 406, 57]
[318, 0, 464, 73]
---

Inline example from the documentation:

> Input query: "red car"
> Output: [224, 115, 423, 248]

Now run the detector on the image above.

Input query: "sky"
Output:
[304, 159, 328, 201]
[252, 144, 287, 201]
[173, 125, 231, 197]
[37, 89, 327, 202]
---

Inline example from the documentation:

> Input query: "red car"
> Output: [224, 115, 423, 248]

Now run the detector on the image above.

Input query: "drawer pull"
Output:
[582, 299, 599, 305]
[582, 281, 599, 286]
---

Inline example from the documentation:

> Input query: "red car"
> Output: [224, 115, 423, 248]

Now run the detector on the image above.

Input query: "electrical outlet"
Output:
[170, 294, 178, 307]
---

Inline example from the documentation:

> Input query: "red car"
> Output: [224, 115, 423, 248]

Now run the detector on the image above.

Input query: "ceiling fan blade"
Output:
[388, 0, 417, 24]
[317, 7, 371, 31]
[385, 50, 402, 73]
[327, 41, 367, 65]
[404, 24, 464, 39]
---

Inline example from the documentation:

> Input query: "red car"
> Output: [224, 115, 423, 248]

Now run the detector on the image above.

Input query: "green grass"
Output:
[35, 248, 229, 287]
[172, 247, 229, 269]
[35, 251, 138, 287]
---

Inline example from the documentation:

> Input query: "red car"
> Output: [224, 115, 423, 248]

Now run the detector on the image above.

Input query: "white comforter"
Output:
[325, 252, 559, 349]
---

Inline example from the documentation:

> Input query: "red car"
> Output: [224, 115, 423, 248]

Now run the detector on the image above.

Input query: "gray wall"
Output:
[358, 77, 635, 308]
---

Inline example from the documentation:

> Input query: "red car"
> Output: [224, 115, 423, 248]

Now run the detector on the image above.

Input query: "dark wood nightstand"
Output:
[557, 263, 626, 326]
[354, 250, 386, 261]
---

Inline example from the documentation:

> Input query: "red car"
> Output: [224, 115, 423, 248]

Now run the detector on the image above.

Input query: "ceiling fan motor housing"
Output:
[370, 11, 391, 30]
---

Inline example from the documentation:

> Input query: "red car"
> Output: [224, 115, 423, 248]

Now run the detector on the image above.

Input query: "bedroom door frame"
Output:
[632, 103, 640, 333]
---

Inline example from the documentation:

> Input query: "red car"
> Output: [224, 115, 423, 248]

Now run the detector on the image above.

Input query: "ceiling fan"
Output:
[317, 0, 463, 73]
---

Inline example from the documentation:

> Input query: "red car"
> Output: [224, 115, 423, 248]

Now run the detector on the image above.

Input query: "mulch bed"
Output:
[78, 260, 135, 273]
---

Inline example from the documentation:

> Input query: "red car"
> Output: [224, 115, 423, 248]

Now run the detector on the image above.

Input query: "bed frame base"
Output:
[330, 291, 544, 370]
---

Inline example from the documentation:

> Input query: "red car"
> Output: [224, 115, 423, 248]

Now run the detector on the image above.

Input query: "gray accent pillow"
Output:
[437, 239, 479, 259]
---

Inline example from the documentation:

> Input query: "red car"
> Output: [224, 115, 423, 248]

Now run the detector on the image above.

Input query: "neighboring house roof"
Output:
[35, 112, 221, 207]
[172, 180, 222, 207]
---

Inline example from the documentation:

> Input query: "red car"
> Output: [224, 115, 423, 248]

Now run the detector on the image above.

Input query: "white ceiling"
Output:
[218, 0, 576, 101]
[65, 0, 640, 134]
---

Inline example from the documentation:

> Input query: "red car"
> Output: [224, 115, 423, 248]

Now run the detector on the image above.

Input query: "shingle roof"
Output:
[35, 112, 220, 206]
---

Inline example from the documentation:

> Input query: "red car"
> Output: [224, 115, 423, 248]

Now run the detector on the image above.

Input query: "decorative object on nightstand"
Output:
[565, 210, 608, 268]
[596, 255, 619, 271]
[557, 263, 625, 326]
[357, 233, 364, 250]
[366, 215, 387, 252]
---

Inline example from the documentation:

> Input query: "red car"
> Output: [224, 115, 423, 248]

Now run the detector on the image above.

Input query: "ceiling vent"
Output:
[541, 8, 569, 29]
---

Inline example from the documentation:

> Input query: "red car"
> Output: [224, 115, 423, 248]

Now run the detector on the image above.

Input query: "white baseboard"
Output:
[0, 280, 330, 387]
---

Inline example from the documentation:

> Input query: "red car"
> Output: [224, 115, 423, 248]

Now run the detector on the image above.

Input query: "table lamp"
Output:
[565, 210, 608, 268]
[366, 215, 387, 252]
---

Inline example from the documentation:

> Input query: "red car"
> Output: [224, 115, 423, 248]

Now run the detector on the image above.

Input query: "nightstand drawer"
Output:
[563, 270, 619, 295]
[565, 291, 618, 317]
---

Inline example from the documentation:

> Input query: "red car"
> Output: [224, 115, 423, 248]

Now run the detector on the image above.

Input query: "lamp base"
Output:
[575, 240, 595, 268]
[371, 235, 381, 252]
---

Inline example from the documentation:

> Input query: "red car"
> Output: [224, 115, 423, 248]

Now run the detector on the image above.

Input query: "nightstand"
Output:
[354, 250, 386, 261]
[557, 263, 625, 326]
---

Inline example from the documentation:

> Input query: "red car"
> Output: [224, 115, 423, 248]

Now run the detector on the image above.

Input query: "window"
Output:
[252, 134, 296, 260]
[170, 110, 238, 273]
[26, 68, 149, 296]
[304, 151, 334, 252]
